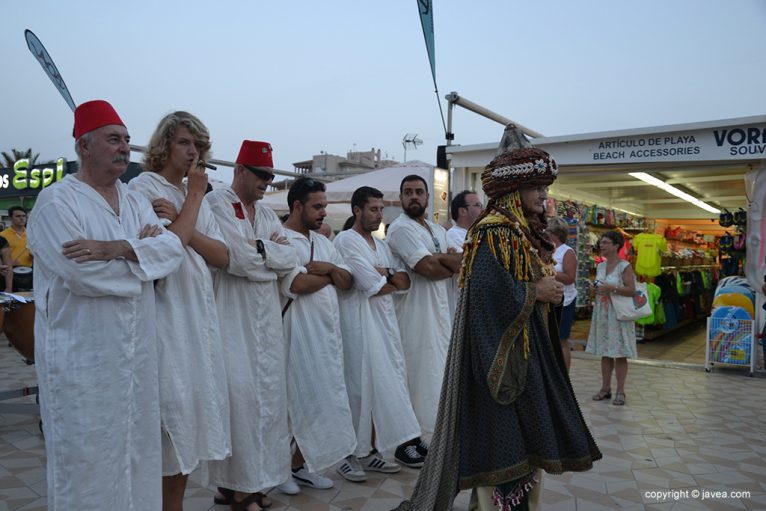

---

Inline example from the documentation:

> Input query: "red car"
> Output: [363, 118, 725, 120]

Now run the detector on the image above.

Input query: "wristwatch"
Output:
[255, 239, 265, 256]
[386, 268, 396, 283]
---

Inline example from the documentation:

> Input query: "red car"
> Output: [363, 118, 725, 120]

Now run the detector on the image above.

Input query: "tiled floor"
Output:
[570, 317, 720, 367]
[2, 340, 766, 510]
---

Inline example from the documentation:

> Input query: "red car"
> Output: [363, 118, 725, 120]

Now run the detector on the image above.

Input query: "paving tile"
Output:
[1, 344, 766, 510]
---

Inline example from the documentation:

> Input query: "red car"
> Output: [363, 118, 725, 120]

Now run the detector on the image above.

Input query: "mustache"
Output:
[112, 154, 129, 164]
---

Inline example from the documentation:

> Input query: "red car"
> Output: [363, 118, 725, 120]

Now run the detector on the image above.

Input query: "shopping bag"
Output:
[610, 281, 652, 321]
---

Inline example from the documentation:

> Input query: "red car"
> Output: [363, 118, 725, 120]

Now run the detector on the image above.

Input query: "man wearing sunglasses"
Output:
[386, 174, 462, 467]
[206, 140, 302, 511]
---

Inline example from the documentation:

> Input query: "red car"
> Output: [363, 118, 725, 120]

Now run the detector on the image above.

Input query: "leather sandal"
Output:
[592, 388, 612, 401]
[214, 487, 233, 505]
[253, 493, 272, 508]
[231, 492, 266, 511]
[218, 489, 272, 509]
[613, 392, 626, 406]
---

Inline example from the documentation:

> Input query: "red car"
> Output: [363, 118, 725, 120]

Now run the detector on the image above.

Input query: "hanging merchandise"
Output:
[719, 209, 734, 227]
[721, 257, 740, 276]
[633, 232, 668, 277]
[595, 206, 606, 225]
[733, 231, 746, 251]
[636, 282, 664, 326]
[719, 232, 734, 252]
[574, 224, 594, 307]
[581, 205, 592, 224]
[664, 225, 683, 240]
[553, 198, 648, 229]
[734, 208, 747, 227]
[558, 200, 580, 220]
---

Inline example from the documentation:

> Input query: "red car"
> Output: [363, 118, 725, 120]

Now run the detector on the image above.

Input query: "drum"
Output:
[4, 292, 35, 362]
[12, 267, 33, 291]
[0, 295, 9, 332]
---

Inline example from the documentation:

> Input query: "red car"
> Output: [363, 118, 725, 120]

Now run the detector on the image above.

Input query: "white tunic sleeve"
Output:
[382, 242, 410, 296]
[199, 200, 227, 245]
[258, 208, 304, 298]
[258, 217, 300, 273]
[387, 221, 432, 270]
[334, 232, 385, 298]
[205, 191, 274, 282]
[124, 192, 186, 281]
[446, 226, 466, 252]
[28, 185, 183, 297]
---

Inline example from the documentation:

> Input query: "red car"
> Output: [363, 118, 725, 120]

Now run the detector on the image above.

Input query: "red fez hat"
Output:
[236, 140, 274, 171]
[73, 100, 125, 139]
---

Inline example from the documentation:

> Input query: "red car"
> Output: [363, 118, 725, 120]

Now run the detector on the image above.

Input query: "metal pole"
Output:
[444, 91, 543, 139]
[128, 144, 309, 179]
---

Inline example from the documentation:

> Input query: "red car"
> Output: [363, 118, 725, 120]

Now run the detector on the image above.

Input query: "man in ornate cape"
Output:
[394, 125, 601, 511]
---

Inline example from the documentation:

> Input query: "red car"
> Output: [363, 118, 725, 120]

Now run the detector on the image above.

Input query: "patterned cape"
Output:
[393, 209, 601, 511]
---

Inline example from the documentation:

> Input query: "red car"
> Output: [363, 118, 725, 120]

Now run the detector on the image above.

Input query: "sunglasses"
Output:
[290, 177, 325, 196]
[244, 165, 275, 181]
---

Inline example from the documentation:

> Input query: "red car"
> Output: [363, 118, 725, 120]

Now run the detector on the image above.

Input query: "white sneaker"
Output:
[277, 479, 301, 495]
[336, 455, 368, 482]
[360, 450, 401, 473]
[292, 466, 334, 489]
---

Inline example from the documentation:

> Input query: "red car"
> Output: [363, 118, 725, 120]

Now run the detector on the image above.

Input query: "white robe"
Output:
[282, 229, 357, 471]
[27, 174, 184, 511]
[386, 213, 452, 435]
[446, 224, 467, 252]
[128, 172, 231, 475]
[445, 224, 468, 318]
[205, 188, 301, 493]
[334, 230, 421, 456]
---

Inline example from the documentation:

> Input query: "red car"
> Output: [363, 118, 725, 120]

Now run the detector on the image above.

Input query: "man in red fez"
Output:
[206, 140, 302, 511]
[27, 100, 185, 511]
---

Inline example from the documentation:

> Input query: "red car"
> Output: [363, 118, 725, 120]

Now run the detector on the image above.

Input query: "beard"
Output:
[363, 219, 381, 233]
[404, 203, 426, 219]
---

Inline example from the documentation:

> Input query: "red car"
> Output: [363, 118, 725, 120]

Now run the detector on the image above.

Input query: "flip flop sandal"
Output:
[613, 392, 626, 406]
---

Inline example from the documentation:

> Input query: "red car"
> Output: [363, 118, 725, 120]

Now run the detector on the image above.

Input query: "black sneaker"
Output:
[415, 439, 429, 457]
[394, 443, 425, 468]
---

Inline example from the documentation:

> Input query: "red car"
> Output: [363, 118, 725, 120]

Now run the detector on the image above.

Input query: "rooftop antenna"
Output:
[402, 133, 423, 162]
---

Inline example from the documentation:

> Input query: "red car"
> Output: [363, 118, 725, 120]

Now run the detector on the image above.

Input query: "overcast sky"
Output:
[1, 0, 764, 183]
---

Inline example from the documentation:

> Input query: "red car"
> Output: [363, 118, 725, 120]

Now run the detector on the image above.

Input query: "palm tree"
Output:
[1, 148, 41, 168]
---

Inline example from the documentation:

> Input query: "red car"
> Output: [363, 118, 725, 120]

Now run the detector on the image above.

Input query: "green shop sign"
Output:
[0, 158, 143, 198]
[0, 158, 68, 197]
